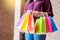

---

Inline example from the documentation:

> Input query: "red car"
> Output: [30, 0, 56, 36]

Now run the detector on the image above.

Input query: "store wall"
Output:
[0, 0, 15, 40]
[20, 0, 25, 17]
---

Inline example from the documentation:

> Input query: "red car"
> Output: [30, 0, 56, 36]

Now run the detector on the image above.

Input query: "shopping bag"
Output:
[35, 17, 46, 34]
[16, 13, 27, 30]
[21, 13, 29, 32]
[28, 14, 35, 33]
[46, 16, 52, 32]
[50, 16, 58, 32]
[35, 18, 42, 34]
[42, 17, 46, 33]
[16, 10, 30, 31]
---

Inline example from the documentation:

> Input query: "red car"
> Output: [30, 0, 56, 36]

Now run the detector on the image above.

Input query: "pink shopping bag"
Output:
[46, 16, 53, 32]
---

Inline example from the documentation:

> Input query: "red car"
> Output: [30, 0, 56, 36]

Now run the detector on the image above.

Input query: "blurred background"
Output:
[0, 0, 15, 40]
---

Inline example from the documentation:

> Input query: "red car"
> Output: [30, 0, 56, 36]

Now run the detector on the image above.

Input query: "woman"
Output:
[20, 0, 53, 40]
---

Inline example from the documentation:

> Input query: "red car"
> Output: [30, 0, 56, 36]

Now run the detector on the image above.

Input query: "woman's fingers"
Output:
[32, 11, 48, 17]
[44, 12, 48, 16]
[29, 10, 48, 17]
[32, 11, 42, 17]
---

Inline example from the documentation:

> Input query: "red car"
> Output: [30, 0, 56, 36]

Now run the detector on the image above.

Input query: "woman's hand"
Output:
[32, 11, 41, 17]
[30, 11, 48, 17]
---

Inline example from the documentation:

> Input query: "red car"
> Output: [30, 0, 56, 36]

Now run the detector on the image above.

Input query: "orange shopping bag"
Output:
[28, 14, 35, 34]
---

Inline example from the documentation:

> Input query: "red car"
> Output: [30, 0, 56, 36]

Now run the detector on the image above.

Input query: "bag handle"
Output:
[40, 12, 48, 17]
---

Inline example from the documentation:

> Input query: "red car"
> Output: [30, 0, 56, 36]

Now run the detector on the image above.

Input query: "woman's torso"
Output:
[24, 0, 46, 13]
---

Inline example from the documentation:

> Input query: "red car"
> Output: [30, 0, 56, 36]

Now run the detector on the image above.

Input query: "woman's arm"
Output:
[32, 11, 48, 17]
[24, 0, 34, 13]
[44, 0, 54, 17]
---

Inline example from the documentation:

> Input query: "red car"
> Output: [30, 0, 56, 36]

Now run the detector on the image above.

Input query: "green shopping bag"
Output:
[35, 17, 46, 34]
[42, 17, 46, 33]
[35, 19, 41, 34]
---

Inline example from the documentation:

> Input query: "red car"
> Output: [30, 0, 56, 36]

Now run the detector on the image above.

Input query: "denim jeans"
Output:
[25, 33, 46, 40]
[20, 32, 25, 40]
[19, 32, 46, 40]
[25, 33, 34, 40]
[34, 34, 46, 40]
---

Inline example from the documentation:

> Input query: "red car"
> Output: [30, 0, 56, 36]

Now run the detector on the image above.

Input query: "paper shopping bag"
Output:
[46, 16, 52, 32]
[35, 19, 41, 34]
[42, 17, 46, 33]
[16, 13, 27, 30]
[28, 14, 35, 33]
[21, 13, 29, 32]
[35, 17, 46, 34]
[16, 10, 30, 31]
[50, 16, 58, 32]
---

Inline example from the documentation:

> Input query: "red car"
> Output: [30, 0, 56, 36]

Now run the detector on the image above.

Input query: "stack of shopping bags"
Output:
[16, 10, 58, 35]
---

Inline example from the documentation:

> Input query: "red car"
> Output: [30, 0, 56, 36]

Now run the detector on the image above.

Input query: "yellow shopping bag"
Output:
[21, 12, 29, 32]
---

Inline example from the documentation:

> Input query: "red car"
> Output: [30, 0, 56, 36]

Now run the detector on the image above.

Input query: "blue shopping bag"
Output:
[50, 16, 58, 32]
